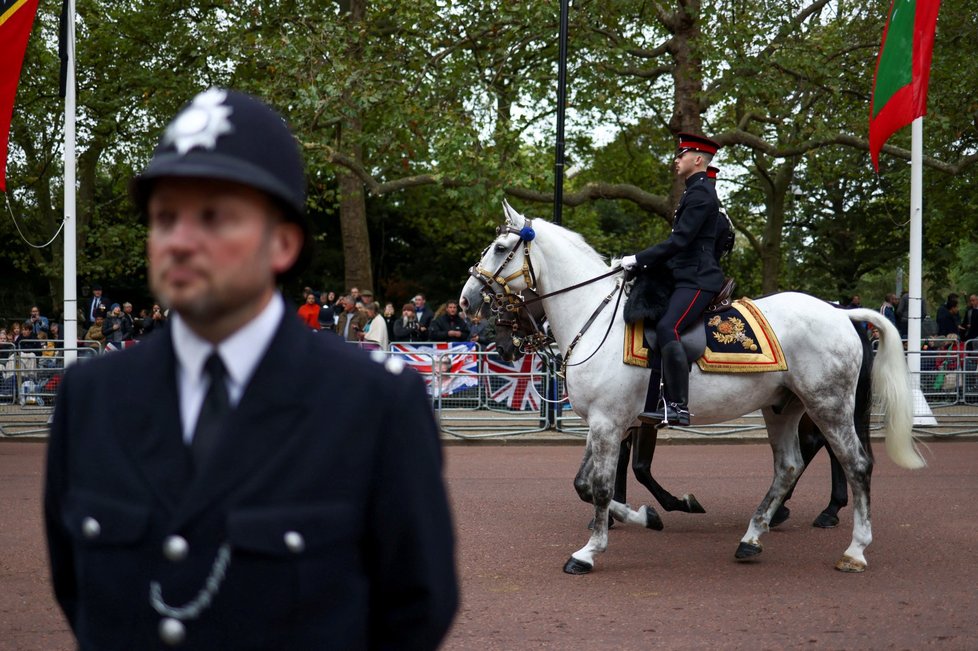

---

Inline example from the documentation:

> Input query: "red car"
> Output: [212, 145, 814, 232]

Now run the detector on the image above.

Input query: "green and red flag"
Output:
[869, 0, 941, 171]
[1, 0, 39, 192]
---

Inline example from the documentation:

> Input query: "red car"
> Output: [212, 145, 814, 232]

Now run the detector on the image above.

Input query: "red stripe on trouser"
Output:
[672, 290, 703, 340]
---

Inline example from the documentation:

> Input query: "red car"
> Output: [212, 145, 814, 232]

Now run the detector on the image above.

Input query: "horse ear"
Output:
[502, 199, 524, 228]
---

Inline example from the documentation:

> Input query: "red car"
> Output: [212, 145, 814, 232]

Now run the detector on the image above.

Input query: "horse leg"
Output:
[587, 435, 631, 530]
[830, 437, 873, 572]
[812, 330, 875, 530]
[609, 431, 662, 528]
[810, 444, 847, 529]
[735, 406, 805, 561]
[614, 435, 630, 503]
[564, 424, 619, 574]
[804, 399, 874, 572]
[631, 423, 704, 515]
[573, 443, 595, 503]
[771, 413, 825, 528]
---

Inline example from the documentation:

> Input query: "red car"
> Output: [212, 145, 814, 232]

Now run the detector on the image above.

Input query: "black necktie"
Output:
[191, 353, 230, 468]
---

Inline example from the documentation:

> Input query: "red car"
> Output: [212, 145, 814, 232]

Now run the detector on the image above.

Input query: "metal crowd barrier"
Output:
[907, 337, 978, 436]
[0, 341, 102, 437]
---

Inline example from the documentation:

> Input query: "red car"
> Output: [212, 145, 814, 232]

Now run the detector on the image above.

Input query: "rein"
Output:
[520, 267, 623, 309]
[557, 277, 625, 377]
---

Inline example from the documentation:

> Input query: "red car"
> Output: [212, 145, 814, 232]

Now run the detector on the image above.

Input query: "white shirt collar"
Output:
[171, 293, 285, 402]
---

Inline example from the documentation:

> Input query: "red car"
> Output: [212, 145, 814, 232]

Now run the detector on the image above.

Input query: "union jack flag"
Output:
[390, 342, 479, 396]
[484, 353, 544, 411]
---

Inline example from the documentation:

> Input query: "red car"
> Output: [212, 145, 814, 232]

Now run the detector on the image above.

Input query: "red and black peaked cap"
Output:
[676, 132, 721, 156]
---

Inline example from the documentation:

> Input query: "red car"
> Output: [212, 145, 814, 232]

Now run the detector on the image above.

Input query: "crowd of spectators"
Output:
[7, 285, 978, 408]
[1, 286, 169, 357]
[292, 286, 494, 351]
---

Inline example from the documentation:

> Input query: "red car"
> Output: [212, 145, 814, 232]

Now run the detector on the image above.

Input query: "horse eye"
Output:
[494, 242, 507, 252]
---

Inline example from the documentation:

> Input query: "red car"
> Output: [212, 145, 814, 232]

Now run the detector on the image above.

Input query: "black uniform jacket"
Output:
[634, 171, 725, 293]
[45, 312, 458, 650]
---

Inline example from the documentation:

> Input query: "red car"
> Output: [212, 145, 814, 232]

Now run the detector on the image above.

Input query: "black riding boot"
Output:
[638, 341, 690, 427]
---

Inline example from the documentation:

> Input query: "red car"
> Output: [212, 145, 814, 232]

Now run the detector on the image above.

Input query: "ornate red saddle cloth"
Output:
[623, 297, 788, 373]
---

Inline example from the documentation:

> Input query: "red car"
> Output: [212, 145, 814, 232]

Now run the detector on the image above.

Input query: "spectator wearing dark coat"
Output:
[430, 301, 470, 342]
[413, 294, 435, 340]
[936, 294, 960, 338]
[393, 303, 425, 342]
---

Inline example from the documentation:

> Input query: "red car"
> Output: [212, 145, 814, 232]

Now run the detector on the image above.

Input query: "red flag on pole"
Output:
[0, 0, 40, 192]
[868, 0, 941, 171]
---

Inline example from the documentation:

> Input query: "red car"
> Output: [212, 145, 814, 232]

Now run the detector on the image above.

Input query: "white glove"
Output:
[620, 254, 637, 270]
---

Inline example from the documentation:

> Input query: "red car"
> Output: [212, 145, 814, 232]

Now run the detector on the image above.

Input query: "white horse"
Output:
[459, 202, 925, 575]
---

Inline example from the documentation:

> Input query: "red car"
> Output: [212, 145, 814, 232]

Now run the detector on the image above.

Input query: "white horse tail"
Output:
[847, 308, 926, 469]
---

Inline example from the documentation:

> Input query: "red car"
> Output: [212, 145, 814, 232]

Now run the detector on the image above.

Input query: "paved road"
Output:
[2, 440, 976, 650]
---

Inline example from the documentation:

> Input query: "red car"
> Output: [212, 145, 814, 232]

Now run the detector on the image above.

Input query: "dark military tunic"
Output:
[634, 171, 724, 293]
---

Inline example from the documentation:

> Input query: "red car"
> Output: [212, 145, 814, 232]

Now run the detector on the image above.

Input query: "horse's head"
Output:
[459, 200, 539, 317]
[492, 316, 521, 361]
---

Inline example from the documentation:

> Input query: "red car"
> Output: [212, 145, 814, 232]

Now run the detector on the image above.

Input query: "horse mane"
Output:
[535, 218, 610, 268]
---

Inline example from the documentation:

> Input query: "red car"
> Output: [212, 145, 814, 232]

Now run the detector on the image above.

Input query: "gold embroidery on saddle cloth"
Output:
[621, 298, 787, 373]
[697, 297, 787, 373]
[707, 315, 758, 351]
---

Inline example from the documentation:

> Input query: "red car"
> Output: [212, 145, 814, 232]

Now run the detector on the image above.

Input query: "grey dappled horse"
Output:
[460, 202, 924, 575]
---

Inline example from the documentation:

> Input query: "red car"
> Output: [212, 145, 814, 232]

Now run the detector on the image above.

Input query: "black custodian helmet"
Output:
[130, 88, 310, 275]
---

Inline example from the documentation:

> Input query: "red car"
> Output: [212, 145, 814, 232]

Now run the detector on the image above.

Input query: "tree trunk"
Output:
[336, 0, 373, 294]
[338, 163, 372, 293]
[665, 1, 705, 213]
[756, 157, 799, 294]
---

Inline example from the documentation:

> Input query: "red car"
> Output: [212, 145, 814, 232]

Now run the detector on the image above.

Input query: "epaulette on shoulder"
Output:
[369, 350, 405, 375]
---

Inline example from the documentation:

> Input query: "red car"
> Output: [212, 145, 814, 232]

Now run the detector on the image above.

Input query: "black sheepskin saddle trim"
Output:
[623, 265, 673, 325]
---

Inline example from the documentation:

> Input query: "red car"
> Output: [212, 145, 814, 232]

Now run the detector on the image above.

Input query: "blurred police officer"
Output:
[621, 133, 725, 427]
[45, 88, 457, 650]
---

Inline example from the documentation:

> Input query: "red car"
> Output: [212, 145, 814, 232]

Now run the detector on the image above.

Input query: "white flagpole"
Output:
[62, 0, 77, 367]
[907, 117, 923, 386]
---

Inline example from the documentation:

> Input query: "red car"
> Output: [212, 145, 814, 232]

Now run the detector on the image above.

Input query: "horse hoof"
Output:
[644, 506, 664, 531]
[835, 555, 866, 573]
[734, 541, 763, 561]
[770, 505, 790, 528]
[812, 512, 839, 529]
[563, 557, 593, 575]
[685, 494, 706, 514]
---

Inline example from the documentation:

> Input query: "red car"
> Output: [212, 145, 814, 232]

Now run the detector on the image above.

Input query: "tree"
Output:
[3, 0, 237, 312]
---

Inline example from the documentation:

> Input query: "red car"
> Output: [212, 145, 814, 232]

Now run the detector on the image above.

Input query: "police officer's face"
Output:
[147, 177, 302, 340]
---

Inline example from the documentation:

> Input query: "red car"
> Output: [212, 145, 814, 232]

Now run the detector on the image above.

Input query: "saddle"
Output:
[628, 295, 787, 374]
[706, 277, 736, 313]
[641, 277, 736, 365]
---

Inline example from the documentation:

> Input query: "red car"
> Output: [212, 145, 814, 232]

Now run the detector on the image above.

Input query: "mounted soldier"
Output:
[621, 133, 726, 427]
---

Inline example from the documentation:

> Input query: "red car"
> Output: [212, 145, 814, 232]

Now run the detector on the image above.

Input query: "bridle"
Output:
[468, 220, 550, 355]
[470, 221, 538, 305]
[467, 218, 625, 376]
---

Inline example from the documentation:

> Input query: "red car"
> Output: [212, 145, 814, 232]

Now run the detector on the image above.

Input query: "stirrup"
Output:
[638, 402, 690, 428]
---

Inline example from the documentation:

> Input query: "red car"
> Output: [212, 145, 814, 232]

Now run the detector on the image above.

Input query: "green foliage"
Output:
[2, 0, 975, 315]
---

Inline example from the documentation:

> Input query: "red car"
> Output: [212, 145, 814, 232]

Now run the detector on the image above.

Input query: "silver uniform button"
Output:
[159, 617, 186, 646]
[163, 535, 189, 562]
[81, 517, 101, 540]
[284, 530, 305, 554]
